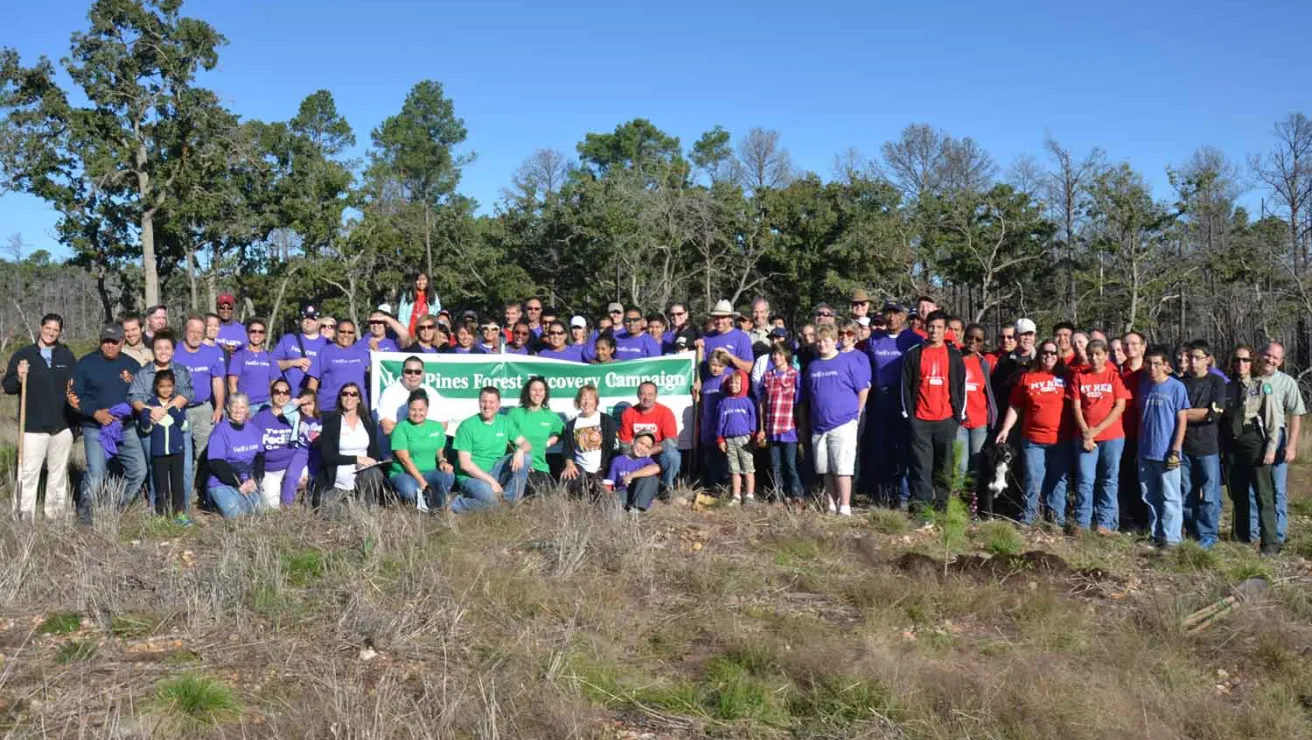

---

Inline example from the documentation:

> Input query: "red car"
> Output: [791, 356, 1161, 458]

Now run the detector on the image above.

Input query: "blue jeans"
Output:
[769, 440, 804, 498]
[452, 455, 529, 514]
[954, 425, 988, 480]
[1021, 439, 1071, 525]
[1247, 429, 1289, 543]
[1139, 459, 1183, 545]
[1181, 452, 1221, 547]
[1073, 437, 1123, 530]
[869, 394, 911, 506]
[659, 439, 682, 490]
[390, 468, 456, 507]
[208, 484, 262, 518]
[80, 424, 149, 517]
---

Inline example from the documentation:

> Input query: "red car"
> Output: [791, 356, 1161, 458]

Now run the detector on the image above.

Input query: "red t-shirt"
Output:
[1068, 366, 1129, 441]
[1063, 351, 1088, 374]
[1120, 365, 1145, 439]
[963, 354, 988, 429]
[619, 404, 678, 444]
[915, 344, 953, 421]
[1008, 370, 1069, 444]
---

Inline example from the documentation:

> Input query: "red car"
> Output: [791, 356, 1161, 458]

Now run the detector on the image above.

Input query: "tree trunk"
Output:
[424, 206, 434, 278]
[94, 267, 113, 325]
[186, 244, 199, 312]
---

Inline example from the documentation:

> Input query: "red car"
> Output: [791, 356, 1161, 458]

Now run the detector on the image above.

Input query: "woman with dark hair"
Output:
[228, 318, 280, 412]
[398, 271, 441, 336]
[447, 320, 484, 354]
[315, 382, 386, 506]
[255, 378, 317, 508]
[536, 321, 586, 362]
[995, 340, 1072, 526]
[507, 376, 564, 493]
[388, 389, 455, 509]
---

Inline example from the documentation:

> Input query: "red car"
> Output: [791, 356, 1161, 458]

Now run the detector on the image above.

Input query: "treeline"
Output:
[2, 1, 1311, 368]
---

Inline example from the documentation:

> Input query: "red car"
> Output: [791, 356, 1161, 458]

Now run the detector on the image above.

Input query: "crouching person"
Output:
[206, 393, 265, 518]
[389, 390, 455, 511]
[315, 383, 387, 506]
[607, 432, 662, 512]
[449, 386, 530, 514]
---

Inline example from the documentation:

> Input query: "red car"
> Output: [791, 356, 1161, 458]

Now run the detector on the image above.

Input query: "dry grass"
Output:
[0, 463, 1304, 738]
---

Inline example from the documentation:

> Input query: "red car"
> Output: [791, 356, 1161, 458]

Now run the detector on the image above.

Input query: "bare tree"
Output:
[733, 128, 793, 193]
[1006, 154, 1045, 200]
[1045, 136, 1105, 321]
[1250, 113, 1312, 269]
[881, 123, 950, 200]
[831, 147, 876, 184]
[508, 148, 572, 204]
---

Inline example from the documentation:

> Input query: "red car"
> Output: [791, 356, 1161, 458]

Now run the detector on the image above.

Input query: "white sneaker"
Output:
[744, 492, 755, 502]
[826, 496, 838, 515]
[838, 505, 852, 517]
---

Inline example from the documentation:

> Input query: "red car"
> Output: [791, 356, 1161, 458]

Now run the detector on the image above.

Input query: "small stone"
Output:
[359, 647, 377, 661]
[1216, 668, 1229, 679]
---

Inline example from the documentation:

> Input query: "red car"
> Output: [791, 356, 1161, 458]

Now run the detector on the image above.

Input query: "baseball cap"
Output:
[216, 293, 236, 307]
[881, 301, 907, 313]
[607, 302, 624, 313]
[377, 302, 394, 316]
[300, 305, 319, 319]
[100, 324, 124, 342]
[768, 327, 790, 340]
[1015, 318, 1037, 334]
[857, 316, 871, 327]
[460, 310, 478, 321]
[570, 315, 588, 329]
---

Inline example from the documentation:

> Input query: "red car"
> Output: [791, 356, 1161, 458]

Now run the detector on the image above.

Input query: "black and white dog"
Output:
[979, 442, 1015, 519]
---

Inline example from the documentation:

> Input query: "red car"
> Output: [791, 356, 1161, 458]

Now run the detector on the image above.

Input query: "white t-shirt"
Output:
[571, 413, 604, 474]
[334, 417, 371, 491]
[377, 384, 446, 428]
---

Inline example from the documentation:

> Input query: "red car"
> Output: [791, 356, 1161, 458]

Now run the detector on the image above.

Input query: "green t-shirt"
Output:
[507, 406, 565, 472]
[452, 414, 512, 481]
[389, 418, 448, 477]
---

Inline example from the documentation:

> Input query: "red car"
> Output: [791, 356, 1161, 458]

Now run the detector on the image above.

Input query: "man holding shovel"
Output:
[2, 314, 78, 520]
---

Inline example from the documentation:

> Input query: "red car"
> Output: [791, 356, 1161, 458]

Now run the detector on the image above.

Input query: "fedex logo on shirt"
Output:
[230, 442, 260, 455]
[811, 370, 840, 379]
[263, 428, 294, 448]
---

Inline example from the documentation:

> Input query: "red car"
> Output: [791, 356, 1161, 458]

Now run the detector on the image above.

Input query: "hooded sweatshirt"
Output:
[716, 372, 758, 442]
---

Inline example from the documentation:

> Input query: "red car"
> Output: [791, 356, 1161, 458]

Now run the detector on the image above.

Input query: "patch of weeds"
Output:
[1287, 536, 1312, 561]
[1223, 553, 1275, 583]
[771, 536, 822, 566]
[788, 675, 901, 727]
[249, 585, 307, 629]
[868, 509, 909, 535]
[976, 520, 1024, 556]
[1166, 541, 1219, 572]
[110, 612, 160, 638]
[702, 656, 788, 724]
[1288, 496, 1312, 518]
[164, 649, 202, 666]
[1010, 590, 1088, 653]
[280, 548, 327, 587]
[55, 640, 97, 663]
[141, 516, 189, 540]
[978, 640, 1014, 656]
[152, 673, 240, 728]
[36, 612, 82, 636]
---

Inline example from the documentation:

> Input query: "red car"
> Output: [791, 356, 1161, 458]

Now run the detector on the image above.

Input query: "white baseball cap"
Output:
[1015, 318, 1037, 334]
[569, 315, 588, 329]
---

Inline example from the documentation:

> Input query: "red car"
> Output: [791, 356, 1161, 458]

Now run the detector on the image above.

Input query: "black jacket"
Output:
[2, 343, 77, 434]
[900, 342, 967, 423]
[316, 411, 383, 491]
[561, 412, 618, 475]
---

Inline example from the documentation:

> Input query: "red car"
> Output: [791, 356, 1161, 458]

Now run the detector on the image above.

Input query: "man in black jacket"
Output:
[2, 314, 78, 519]
[900, 311, 966, 515]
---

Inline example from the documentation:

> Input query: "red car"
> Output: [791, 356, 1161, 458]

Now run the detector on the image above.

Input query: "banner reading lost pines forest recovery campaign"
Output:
[369, 353, 698, 448]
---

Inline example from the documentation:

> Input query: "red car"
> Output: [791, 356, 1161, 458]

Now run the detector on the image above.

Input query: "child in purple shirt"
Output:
[716, 371, 758, 504]
[605, 432, 662, 511]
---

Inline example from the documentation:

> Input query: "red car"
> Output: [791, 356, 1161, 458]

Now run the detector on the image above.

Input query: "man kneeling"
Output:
[450, 386, 530, 513]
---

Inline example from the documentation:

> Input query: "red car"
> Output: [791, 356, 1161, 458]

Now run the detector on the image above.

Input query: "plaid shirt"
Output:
[761, 366, 799, 437]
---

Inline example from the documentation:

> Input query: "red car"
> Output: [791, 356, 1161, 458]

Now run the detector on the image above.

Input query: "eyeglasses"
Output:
[1040, 350, 1059, 356]
[403, 368, 424, 375]
[340, 390, 360, 398]
[272, 388, 291, 396]
[547, 330, 565, 337]
[624, 317, 642, 323]
[526, 305, 542, 312]
[321, 323, 337, 329]
[418, 325, 436, 331]
[1234, 357, 1253, 363]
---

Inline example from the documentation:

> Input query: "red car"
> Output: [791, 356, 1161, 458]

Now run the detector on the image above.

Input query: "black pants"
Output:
[1228, 427, 1279, 551]
[908, 417, 958, 513]
[152, 454, 185, 516]
[1118, 437, 1147, 531]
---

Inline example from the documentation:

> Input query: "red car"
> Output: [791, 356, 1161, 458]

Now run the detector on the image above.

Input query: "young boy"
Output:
[716, 370, 758, 504]
[606, 432, 663, 512]
[138, 369, 192, 525]
[758, 344, 803, 506]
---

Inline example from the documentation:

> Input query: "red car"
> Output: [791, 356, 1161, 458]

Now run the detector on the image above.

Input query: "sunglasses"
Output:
[1040, 350, 1059, 356]
[321, 323, 337, 329]
[418, 325, 436, 330]
[338, 329, 356, 335]
[1234, 357, 1253, 363]
[624, 317, 642, 323]
[816, 312, 833, 318]
[340, 390, 360, 398]
[368, 320, 385, 326]
[547, 330, 565, 337]
[403, 368, 424, 375]
[670, 311, 686, 317]
[526, 306, 542, 312]
[514, 330, 530, 336]
[249, 329, 266, 335]
[272, 388, 291, 396]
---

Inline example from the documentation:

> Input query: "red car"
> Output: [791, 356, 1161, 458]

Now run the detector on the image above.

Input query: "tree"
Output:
[506, 148, 571, 205]
[0, 0, 226, 308]
[1044, 136, 1104, 321]
[1087, 164, 1176, 333]
[732, 127, 793, 193]
[1250, 113, 1312, 270]
[576, 118, 687, 186]
[691, 126, 732, 185]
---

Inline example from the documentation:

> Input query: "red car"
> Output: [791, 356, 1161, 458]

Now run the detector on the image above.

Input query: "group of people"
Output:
[1, 274, 1303, 555]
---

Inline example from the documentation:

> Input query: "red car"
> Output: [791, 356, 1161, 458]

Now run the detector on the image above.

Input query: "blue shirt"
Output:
[614, 332, 661, 360]
[1138, 376, 1189, 462]
[537, 345, 586, 363]
[804, 352, 871, 434]
[272, 332, 327, 391]
[228, 347, 281, 404]
[175, 343, 226, 406]
[311, 342, 371, 412]
[865, 330, 923, 391]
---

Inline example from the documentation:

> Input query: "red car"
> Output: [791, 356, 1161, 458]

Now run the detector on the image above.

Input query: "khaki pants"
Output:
[17, 429, 74, 518]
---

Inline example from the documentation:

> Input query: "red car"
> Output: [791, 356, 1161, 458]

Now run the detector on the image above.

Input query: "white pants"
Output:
[812, 420, 858, 477]
[259, 469, 285, 510]
[17, 429, 74, 518]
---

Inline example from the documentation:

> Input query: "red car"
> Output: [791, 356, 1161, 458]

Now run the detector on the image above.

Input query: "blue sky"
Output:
[2, 0, 1309, 258]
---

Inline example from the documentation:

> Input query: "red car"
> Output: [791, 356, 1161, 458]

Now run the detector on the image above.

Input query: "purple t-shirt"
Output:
[804, 352, 871, 433]
[450, 345, 484, 355]
[311, 342, 370, 411]
[865, 330, 923, 390]
[272, 332, 327, 391]
[607, 454, 655, 492]
[614, 332, 660, 360]
[205, 420, 262, 489]
[716, 395, 757, 439]
[1138, 376, 1189, 462]
[358, 336, 400, 353]
[175, 343, 225, 406]
[215, 321, 246, 354]
[228, 348, 281, 404]
[406, 343, 443, 354]
[537, 345, 586, 363]
[254, 407, 297, 470]
[503, 345, 530, 355]
[698, 371, 727, 444]
[702, 329, 753, 375]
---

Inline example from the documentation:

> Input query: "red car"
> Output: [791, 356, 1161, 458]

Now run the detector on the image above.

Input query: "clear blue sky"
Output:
[2, 0, 1308, 258]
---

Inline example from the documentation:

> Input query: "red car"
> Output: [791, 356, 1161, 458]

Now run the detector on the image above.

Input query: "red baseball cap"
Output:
[217, 293, 236, 307]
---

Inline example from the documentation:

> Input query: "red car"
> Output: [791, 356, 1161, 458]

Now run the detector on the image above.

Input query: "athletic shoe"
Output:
[838, 505, 852, 517]
[826, 495, 838, 514]
[743, 492, 755, 502]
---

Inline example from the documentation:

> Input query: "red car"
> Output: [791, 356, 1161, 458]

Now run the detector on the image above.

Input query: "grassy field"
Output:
[0, 471, 1305, 739]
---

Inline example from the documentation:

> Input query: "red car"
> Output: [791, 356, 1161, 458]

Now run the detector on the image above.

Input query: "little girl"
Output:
[138, 370, 191, 525]
[715, 371, 758, 504]
[758, 345, 803, 507]
[295, 389, 324, 499]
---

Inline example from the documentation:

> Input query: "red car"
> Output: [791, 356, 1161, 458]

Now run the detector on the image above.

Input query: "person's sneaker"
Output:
[743, 492, 755, 502]
[1095, 526, 1116, 537]
[838, 505, 852, 517]
[826, 495, 838, 514]
[726, 496, 741, 506]
[173, 513, 194, 528]
[1260, 545, 1282, 557]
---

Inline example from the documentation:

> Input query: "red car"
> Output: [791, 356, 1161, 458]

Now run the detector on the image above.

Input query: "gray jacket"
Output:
[127, 362, 194, 408]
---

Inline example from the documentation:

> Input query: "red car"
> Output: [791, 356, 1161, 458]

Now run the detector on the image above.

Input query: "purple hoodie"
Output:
[715, 372, 757, 441]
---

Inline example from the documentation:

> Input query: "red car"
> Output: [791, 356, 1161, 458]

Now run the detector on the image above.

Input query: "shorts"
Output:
[812, 420, 858, 477]
[725, 436, 755, 474]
